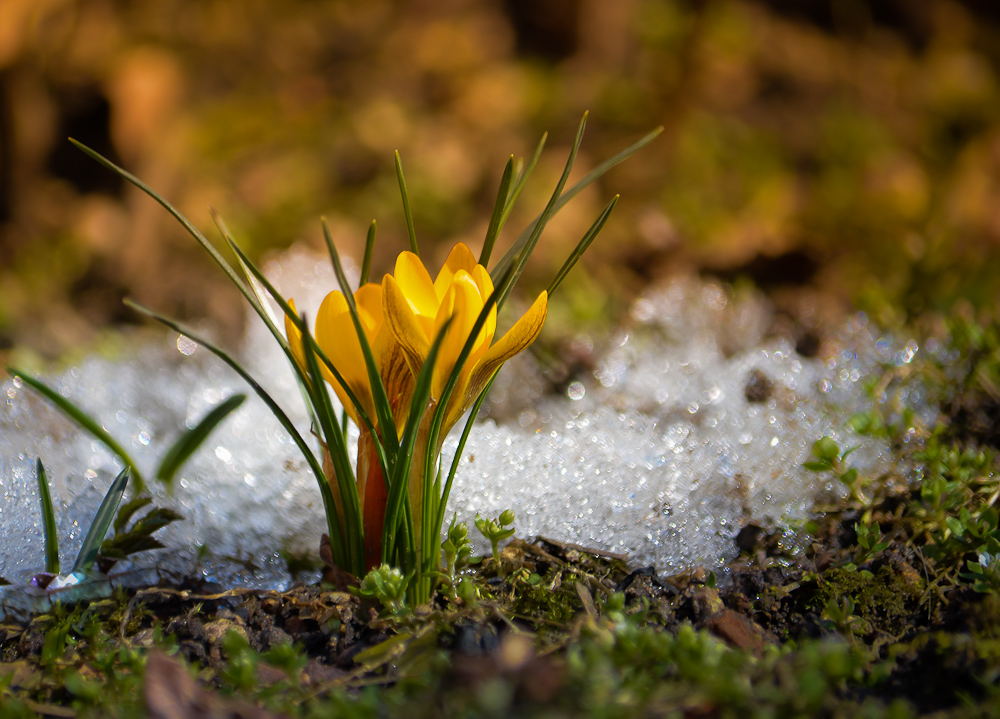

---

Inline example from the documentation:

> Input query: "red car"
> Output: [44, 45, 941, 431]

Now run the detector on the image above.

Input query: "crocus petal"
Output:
[433, 242, 477, 301]
[316, 290, 371, 424]
[394, 251, 439, 320]
[470, 264, 498, 348]
[373, 327, 415, 436]
[354, 283, 385, 338]
[383, 273, 431, 378]
[431, 270, 484, 400]
[454, 290, 548, 429]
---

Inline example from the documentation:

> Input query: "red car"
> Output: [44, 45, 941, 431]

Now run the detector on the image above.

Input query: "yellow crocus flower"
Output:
[285, 242, 546, 572]
[382, 243, 547, 556]
[382, 242, 548, 436]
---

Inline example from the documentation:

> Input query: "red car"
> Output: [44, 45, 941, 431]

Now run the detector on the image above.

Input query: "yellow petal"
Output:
[433, 242, 477, 301]
[470, 264, 497, 348]
[383, 273, 431, 378]
[455, 291, 548, 428]
[393, 251, 439, 320]
[354, 283, 385, 339]
[316, 290, 371, 424]
[430, 271, 485, 400]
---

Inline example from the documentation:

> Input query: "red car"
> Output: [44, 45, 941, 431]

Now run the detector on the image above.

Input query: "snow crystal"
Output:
[0, 248, 924, 590]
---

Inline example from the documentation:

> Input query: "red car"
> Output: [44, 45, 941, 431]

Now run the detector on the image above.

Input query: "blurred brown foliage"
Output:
[2, 0, 1000, 360]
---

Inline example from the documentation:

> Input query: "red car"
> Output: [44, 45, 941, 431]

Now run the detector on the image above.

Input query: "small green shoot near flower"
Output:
[456, 576, 480, 608]
[804, 436, 868, 506]
[820, 596, 869, 640]
[70, 466, 131, 575]
[357, 565, 413, 617]
[475, 509, 516, 577]
[98, 497, 183, 573]
[441, 515, 472, 594]
[961, 552, 1000, 593]
[26, 461, 183, 589]
[843, 522, 889, 575]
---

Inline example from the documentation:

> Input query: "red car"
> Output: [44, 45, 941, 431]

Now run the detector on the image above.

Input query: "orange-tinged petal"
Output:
[383, 273, 431, 378]
[433, 242, 477, 301]
[394, 251, 438, 319]
[375, 331, 415, 436]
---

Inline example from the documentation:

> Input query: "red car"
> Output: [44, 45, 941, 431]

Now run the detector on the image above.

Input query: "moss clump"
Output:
[815, 558, 924, 637]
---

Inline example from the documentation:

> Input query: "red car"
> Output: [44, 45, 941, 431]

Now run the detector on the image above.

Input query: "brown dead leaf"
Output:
[144, 650, 288, 719]
[0, 660, 40, 690]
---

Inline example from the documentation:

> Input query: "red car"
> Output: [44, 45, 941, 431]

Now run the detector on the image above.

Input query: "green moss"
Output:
[816, 564, 923, 637]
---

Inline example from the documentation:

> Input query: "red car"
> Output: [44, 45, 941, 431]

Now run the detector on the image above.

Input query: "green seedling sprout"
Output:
[357, 564, 413, 617]
[475, 509, 516, 577]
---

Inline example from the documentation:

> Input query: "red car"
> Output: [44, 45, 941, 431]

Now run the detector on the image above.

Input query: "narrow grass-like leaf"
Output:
[321, 219, 398, 466]
[211, 215, 333, 443]
[71, 466, 130, 574]
[155, 393, 246, 486]
[122, 299, 344, 556]
[395, 151, 418, 256]
[69, 141, 261, 316]
[479, 157, 514, 269]
[102, 505, 182, 560]
[492, 124, 663, 284]
[300, 310, 364, 574]
[212, 211, 286, 344]
[381, 318, 451, 565]
[491, 113, 588, 310]
[35, 459, 59, 575]
[361, 220, 377, 285]
[498, 133, 547, 233]
[547, 195, 619, 296]
[426, 374, 497, 597]
[224, 234, 381, 452]
[8, 368, 145, 493]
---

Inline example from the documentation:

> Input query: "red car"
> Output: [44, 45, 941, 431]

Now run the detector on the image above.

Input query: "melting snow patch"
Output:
[0, 248, 926, 590]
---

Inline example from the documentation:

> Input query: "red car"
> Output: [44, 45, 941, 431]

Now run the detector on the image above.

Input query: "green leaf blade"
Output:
[8, 368, 146, 493]
[155, 393, 246, 486]
[395, 151, 418, 256]
[71, 466, 131, 575]
[35, 459, 60, 575]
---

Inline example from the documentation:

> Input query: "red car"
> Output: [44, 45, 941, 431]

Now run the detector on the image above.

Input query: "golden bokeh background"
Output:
[2, 0, 1000, 363]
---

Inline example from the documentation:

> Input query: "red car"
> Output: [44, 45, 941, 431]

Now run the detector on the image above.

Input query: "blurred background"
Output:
[2, 0, 1000, 366]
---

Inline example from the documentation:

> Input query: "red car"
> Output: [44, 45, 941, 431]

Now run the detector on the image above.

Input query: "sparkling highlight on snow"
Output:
[0, 247, 922, 590]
